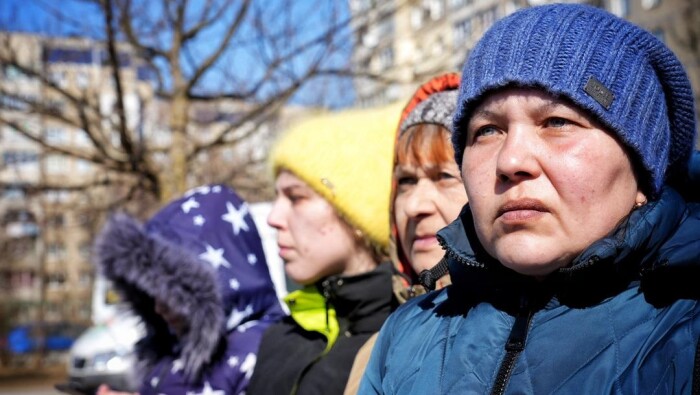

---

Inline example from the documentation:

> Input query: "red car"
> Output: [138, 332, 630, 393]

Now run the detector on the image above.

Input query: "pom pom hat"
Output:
[270, 103, 402, 250]
[452, 4, 697, 197]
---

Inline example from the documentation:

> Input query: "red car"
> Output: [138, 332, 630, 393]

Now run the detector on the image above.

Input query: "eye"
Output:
[471, 124, 500, 141]
[396, 176, 417, 186]
[439, 171, 457, 181]
[544, 117, 572, 128]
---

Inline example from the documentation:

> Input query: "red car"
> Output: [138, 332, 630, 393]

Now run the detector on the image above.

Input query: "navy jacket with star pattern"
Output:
[95, 184, 286, 395]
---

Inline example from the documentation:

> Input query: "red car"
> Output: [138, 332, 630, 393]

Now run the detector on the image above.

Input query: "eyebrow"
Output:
[280, 184, 308, 195]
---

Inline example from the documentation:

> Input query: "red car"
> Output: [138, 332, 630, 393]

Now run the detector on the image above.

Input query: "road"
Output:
[0, 372, 66, 395]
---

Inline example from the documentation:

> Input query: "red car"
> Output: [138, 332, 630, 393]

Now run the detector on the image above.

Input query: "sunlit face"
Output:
[268, 171, 366, 286]
[463, 88, 645, 276]
[394, 161, 467, 274]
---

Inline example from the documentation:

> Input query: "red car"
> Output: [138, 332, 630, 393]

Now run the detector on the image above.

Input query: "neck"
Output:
[341, 246, 378, 277]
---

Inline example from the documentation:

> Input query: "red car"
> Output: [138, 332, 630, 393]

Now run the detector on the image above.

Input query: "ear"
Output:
[634, 190, 648, 208]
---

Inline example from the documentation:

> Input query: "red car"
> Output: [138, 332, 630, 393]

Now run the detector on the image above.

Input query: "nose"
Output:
[403, 179, 438, 219]
[267, 195, 287, 230]
[495, 125, 541, 184]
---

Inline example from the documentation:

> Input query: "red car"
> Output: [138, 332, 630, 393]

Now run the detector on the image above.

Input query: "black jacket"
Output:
[248, 263, 395, 395]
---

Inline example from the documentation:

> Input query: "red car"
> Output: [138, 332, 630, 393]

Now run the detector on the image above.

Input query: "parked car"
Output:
[63, 312, 143, 393]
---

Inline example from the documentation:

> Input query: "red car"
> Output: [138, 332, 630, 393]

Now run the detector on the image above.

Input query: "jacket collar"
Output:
[437, 187, 691, 309]
[317, 263, 395, 334]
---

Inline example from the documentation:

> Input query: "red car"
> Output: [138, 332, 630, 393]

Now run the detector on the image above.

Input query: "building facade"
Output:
[349, 0, 700, 146]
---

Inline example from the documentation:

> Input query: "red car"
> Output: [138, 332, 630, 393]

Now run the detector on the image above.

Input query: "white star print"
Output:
[222, 201, 249, 235]
[236, 320, 259, 333]
[150, 376, 159, 388]
[227, 355, 239, 367]
[247, 254, 257, 265]
[185, 185, 211, 197]
[199, 244, 230, 269]
[227, 304, 253, 330]
[193, 215, 205, 226]
[171, 358, 184, 373]
[186, 381, 224, 395]
[181, 197, 200, 214]
[212, 185, 222, 193]
[229, 278, 240, 290]
[240, 353, 257, 380]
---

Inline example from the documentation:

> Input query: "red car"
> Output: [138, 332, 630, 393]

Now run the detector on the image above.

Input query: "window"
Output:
[411, 7, 424, 29]
[3, 150, 39, 165]
[76, 159, 92, 174]
[453, 18, 472, 44]
[429, 0, 444, 20]
[75, 71, 89, 88]
[45, 154, 69, 174]
[46, 127, 66, 145]
[46, 272, 66, 290]
[377, 47, 394, 70]
[47, 242, 66, 260]
[79, 242, 91, 260]
[47, 214, 64, 228]
[48, 70, 67, 88]
[448, 0, 468, 9]
[608, 0, 629, 17]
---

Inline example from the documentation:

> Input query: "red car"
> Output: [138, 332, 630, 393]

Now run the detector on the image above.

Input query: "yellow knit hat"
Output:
[270, 102, 403, 250]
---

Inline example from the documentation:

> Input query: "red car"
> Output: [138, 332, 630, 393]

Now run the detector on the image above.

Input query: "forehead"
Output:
[473, 87, 571, 112]
[275, 170, 310, 190]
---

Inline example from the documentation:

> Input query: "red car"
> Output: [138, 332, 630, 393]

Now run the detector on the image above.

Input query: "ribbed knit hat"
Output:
[270, 103, 402, 250]
[399, 73, 461, 135]
[452, 4, 697, 196]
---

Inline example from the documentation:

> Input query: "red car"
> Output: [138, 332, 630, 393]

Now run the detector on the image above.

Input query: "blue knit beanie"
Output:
[452, 4, 697, 197]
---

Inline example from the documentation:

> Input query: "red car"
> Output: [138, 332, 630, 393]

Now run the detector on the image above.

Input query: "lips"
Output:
[412, 234, 438, 251]
[497, 198, 548, 222]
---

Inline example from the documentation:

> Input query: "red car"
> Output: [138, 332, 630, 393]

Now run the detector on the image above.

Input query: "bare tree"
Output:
[0, 0, 369, 207]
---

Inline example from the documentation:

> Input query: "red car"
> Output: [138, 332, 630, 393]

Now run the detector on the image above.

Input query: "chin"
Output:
[495, 249, 567, 277]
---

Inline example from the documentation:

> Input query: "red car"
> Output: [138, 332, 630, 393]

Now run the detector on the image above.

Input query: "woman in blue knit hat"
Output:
[359, 4, 700, 394]
[93, 185, 285, 395]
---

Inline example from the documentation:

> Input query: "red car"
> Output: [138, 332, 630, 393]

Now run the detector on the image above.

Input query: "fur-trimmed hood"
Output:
[94, 184, 285, 382]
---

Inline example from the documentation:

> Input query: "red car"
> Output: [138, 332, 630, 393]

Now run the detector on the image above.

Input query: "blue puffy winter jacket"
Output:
[359, 187, 700, 394]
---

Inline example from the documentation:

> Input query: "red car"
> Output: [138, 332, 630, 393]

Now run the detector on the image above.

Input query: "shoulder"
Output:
[641, 196, 700, 306]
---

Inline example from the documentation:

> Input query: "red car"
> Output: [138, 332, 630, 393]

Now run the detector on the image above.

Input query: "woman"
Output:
[360, 4, 700, 394]
[343, 73, 468, 395]
[94, 184, 285, 395]
[247, 104, 401, 394]
[392, 72, 467, 292]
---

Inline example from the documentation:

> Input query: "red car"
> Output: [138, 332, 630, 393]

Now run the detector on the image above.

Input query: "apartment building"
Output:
[349, 0, 700, 137]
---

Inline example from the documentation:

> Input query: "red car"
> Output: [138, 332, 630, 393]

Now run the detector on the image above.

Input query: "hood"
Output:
[94, 184, 285, 380]
[391, 73, 461, 283]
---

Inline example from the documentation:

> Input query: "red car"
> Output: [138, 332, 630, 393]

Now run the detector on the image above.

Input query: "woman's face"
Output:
[463, 88, 645, 276]
[394, 160, 467, 274]
[268, 171, 359, 285]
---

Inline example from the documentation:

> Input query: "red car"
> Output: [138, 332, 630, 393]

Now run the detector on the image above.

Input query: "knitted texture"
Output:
[399, 90, 459, 135]
[270, 103, 402, 249]
[452, 4, 697, 196]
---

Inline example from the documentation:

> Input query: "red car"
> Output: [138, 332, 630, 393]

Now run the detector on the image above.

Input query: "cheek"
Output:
[393, 199, 409, 237]
[437, 187, 468, 223]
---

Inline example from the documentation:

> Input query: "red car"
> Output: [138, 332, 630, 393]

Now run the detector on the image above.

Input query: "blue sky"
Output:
[0, 0, 356, 108]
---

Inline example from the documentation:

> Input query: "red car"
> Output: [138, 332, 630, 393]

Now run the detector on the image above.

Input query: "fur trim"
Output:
[94, 213, 224, 380]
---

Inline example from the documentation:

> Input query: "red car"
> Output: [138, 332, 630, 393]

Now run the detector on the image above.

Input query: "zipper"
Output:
[490, 296, 534, 395]
[290, 279, 339, 395]
[437, 234, 485, 269]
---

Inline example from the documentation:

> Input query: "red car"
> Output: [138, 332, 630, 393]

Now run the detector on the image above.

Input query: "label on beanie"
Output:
[584, 76, 614, 110]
